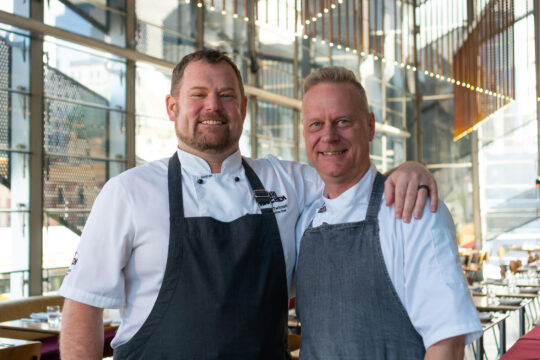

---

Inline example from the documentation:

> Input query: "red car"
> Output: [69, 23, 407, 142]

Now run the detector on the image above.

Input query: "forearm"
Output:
[424, 335, 465, 360]
[60, 299, 104, 360]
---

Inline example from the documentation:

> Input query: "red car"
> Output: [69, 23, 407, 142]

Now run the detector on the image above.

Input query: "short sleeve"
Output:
[58, 176, 134, 309]
[401, 202, 482, 348]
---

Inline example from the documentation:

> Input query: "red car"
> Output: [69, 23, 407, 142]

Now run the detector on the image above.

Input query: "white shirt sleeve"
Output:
[58, 176, 134, 309]
[394, 201, 482, 348]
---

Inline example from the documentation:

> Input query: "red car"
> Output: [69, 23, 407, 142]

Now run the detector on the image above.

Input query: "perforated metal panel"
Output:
[43, 65, 110, 234]
[0, 37, 10, 187]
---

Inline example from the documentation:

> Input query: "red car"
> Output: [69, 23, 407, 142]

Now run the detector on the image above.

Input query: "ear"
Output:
[240, 96, 248, 120]
[165, 94, 177, 122]
[368, 112, 375, 141]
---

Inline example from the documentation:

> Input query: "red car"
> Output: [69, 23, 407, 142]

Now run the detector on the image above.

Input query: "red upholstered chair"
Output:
[500, 324, 540, 359]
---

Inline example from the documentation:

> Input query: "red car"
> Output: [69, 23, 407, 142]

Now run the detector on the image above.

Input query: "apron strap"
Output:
[168, 152, 185, 220]
[242, 158, 274, 215]
[365, 172, 386, 221]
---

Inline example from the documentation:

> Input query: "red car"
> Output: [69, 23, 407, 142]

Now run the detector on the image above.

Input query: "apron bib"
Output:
[115, 153, 289, 359]
[296, 172, 425, 360]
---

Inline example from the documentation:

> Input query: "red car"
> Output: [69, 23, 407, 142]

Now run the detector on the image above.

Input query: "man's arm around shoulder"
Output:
[425, 335, 465, 360]
[60, 298, 104, 360]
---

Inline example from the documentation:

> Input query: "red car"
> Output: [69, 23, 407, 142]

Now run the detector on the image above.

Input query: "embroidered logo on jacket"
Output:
[258, 191, 288, 214]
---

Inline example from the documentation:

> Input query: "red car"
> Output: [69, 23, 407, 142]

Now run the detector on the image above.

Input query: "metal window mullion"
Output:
[534, 0, 540, 182]
[29, 0, 44, 296]
[125, 0, 136, 170]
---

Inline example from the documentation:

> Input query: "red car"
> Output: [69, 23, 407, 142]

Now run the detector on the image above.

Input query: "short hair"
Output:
[303, 66, 370, 114]
[170, 49, 245, 100]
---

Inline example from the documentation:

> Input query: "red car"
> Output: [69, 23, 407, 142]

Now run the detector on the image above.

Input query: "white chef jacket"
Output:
[295, 164, 482, 349]
[59, 149, 322, 347]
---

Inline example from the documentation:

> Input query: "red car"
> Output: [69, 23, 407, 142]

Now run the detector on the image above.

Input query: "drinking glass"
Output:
[487, 285, 497, 305]
[47, 305, 61, 328]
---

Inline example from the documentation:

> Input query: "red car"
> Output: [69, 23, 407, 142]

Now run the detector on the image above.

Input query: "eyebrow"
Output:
[187, 86, 237, 92]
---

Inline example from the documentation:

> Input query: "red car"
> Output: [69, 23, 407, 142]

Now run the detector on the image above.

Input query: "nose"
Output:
[204, 92, 222, 112]
[320, 123, 339, 143]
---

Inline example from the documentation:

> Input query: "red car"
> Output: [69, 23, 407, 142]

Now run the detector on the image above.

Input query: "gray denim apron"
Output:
[296, 172, 425, 359]
[114, 153, 290, 359]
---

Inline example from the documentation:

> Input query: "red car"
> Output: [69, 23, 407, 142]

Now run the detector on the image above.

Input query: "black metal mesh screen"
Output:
[0, 37, 10, 187]
[43, 65, 110, 234]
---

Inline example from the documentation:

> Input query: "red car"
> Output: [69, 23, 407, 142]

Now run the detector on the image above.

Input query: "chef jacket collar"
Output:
[322, 164, 377, 213]
[176, 148, 243, 177]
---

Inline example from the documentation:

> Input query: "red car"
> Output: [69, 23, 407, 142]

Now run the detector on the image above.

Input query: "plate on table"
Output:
[498, 298, 522, 306]
[103, 318, 113, 326]
[30, 312, 48, 321]
[477, 312, 493, 322]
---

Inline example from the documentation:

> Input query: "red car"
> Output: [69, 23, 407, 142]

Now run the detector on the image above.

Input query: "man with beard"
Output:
[295, 67, 481, 359]
[58, 50, 438, 359]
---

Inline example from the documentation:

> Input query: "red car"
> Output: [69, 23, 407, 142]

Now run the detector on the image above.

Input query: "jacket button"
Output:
[234, 177, 240, 182]
[197, 179, 203, 184]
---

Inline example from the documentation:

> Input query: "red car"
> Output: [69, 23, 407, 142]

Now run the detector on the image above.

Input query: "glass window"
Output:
[135, 63, 176, 163]
[204, 3, 250, 82]
[0, 29, 31, 299]
[41, 39, 126, 284]
[258, 25, 296, 98]
[135, 0, 196, 63]
[256, 101, 295, 160]
[44, 0, 126, 48]
[0, 0, 29, 17]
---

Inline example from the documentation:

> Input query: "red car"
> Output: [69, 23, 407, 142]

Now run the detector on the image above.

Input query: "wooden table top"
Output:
[473, 296, 530, 312]
[0, 337, 40, 348]
[471, 289, 539, 299]
[0, 337, 42, 358]
[480, 313, 510, 331]
[0, 319, 119, 335]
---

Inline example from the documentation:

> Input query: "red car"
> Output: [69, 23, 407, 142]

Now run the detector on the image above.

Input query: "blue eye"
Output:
[310, 121, 321, 127]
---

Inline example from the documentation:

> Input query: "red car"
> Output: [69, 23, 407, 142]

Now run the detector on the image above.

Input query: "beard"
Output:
[175, 112, 237, 153]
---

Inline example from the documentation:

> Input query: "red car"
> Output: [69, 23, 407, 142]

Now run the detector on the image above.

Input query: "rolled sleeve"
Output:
[59, 176, 134, 309]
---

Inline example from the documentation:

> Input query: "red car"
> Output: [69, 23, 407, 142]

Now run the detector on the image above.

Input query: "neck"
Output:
[323, 164, 371, 199]
[177, 143, 238, 173]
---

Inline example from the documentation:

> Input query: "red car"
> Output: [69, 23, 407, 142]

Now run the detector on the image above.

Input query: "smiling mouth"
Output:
[200, 120, 225, 125]
[320, 150, 347, 155]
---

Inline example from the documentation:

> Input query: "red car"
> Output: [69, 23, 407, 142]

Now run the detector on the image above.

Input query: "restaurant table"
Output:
[471, 289, 538, 299]
[485, 279, 540, 289]
[0, 319, 119, 360]
[0, 337, 41, 360]
[0, 319, 119, 340]
[509, 245, 540, 252]
[473, 296, 532, 336]
[475, 313, 510, 360]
